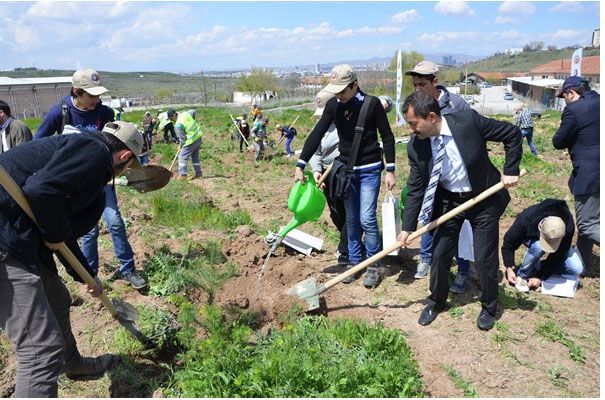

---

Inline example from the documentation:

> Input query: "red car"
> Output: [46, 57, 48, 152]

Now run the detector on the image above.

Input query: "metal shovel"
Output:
[0, 165, 152, 345]
[289, 169, 527, 311]
[124, 164, 172, 193]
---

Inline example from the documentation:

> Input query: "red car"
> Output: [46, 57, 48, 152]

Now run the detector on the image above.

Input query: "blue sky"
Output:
[0, 1, 600, 72]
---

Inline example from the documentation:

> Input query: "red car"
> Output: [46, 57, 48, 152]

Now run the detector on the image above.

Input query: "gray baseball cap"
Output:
[102, 121, 144, 169]
[72, 68, 108, 96]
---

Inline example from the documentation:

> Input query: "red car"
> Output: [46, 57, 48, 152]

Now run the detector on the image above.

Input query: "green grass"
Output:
[448, 306, 464, 319]
[548, 366, 568, 389]
[113, 305, 179, 356]
[167, 310, 424, 397]
[535, 321, 586, 364]
[442, 365, 479, 397]
[150, 181, 252, 231]
[497, 284, 537, 310]
[143, 242, 238, 298]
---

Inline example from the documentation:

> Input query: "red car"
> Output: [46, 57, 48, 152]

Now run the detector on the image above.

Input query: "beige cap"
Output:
[323, 64, 357, 94]
[405, 60, 440, 76]
[313, 90, 335, 116]
[72, 68, 108, 96]
[538, 216, 566, 253]
[102, 121, 144, 169]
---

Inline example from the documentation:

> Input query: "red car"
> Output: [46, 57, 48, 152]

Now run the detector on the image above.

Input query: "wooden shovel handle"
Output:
[169, 147, 181, 171]
[229, 114, 250, 147]
[0, 165, 119, 318]
[315, 162, 333, 188]
[322, 169, 527, 291]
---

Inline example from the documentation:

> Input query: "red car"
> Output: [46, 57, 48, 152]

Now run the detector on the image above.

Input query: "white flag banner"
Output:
[571, 47, 582, 76]
[395, 50, 405, 127]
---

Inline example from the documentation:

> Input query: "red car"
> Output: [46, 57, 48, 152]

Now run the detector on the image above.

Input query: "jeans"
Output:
[521, 127, 538, 155]
[178, 138, 202, 176]
[344, 168, 382, 264]
[517, 240, 584, 280]
[81, 186, 135, 276]
[139, 154, 149, 166]
[419, 231, 470, 276]
[144, 130, 153, 149]
[285, 136, 294, 155]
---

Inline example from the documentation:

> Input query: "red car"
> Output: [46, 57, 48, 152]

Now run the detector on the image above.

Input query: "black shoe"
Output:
[363, 266, 382, 289]
[342, 265, 361, 284]
[64, 354, 114, 380]
[477, 309, 496, 331]
[418, 303, 444, 326]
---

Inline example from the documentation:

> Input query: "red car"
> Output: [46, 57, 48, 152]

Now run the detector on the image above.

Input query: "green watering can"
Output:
[279, 170, 326, 237]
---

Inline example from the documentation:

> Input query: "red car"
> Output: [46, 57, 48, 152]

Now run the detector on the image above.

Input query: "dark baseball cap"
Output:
[167, 108, 177, 117]
[556, 76, 583, 98]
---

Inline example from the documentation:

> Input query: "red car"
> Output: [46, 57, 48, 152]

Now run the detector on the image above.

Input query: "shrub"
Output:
[168, 310, 424, 397]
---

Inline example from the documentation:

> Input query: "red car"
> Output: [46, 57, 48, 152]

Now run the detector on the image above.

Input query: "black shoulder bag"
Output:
[331, 96, 373, 200]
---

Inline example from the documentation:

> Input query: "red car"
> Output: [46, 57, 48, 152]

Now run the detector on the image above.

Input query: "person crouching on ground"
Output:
[502, 198, 582, 292]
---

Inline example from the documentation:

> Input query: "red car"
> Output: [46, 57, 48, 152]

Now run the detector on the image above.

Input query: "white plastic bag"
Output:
[458, 220, 474, 261]
[382, 191, 401, 256]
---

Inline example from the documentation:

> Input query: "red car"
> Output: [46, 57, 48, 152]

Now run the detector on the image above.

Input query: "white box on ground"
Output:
[282, 228, 324, 256]
[541, 275, 579, 298]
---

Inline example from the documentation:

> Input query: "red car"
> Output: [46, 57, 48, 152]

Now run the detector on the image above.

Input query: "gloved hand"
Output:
[255, 137, 261, 143]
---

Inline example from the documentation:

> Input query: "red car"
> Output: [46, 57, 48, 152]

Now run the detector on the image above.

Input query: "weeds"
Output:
[442, 365, 479, 397]
[548, 366, 568, 389]
[168, 310, 424, 397]
[448, 307, 465, 318]
[113, 305, 179, 356]
[143, 242, 238, 299]
[498, 284, 536, 310]
[535, 321, 586, 364]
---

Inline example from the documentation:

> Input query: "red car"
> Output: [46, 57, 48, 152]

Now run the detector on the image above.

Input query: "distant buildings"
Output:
[592, 28, 600, 47]
[504, 48, 523, 55]
[529, 55, 600, 84]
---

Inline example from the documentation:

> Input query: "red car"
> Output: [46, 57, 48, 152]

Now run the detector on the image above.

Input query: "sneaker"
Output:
[515, 277, 530, 293]
[342, 265, 361, 284]
[450, 273, 469, 294]
[414, 260, 430, 279]
[175, 175, 188, 181]
[64, 354, 114, 380]
[363, 265, 382, 289]
[122, 271, 147, 289]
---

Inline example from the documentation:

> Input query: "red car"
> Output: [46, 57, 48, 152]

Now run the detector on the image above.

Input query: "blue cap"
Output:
[557, 76, 583, 98]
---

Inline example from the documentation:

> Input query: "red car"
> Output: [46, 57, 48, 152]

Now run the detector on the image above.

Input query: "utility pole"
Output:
[200, 70, 208, 106]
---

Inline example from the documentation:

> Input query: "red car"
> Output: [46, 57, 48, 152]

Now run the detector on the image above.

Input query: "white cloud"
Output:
[433, 2, 475, 16]
[549, 1, 583, 13]
[390, 9, 420, 24]
[498, 1, 535, 14]
[495, 1, 535, 24]
[549, 29, 589, 42]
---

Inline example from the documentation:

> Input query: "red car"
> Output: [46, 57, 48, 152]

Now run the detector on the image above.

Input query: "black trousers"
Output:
[428, 187, 506, 315]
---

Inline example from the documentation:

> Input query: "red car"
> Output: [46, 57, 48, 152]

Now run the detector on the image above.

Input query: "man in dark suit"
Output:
[552, 76, 600, 271]
[397, 92, 522, 331]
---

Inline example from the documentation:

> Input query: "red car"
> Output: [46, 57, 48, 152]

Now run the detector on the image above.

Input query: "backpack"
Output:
[59, 101, 71, 134]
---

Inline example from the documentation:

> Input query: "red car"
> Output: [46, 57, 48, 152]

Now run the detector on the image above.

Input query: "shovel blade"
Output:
[288, 278, 321, 311]
[111, 298, 139, 322]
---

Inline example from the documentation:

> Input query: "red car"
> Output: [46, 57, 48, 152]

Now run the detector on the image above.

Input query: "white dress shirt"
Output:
[431, 118, 472, 193]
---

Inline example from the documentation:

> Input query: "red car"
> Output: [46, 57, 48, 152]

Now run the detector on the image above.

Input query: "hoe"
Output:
[289, 169, 527, 311]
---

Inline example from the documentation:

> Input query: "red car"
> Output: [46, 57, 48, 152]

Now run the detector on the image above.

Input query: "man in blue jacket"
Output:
[0, 122, 144, 397]
[35, 68, 146, 289]
[552, 76, 600, 271]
